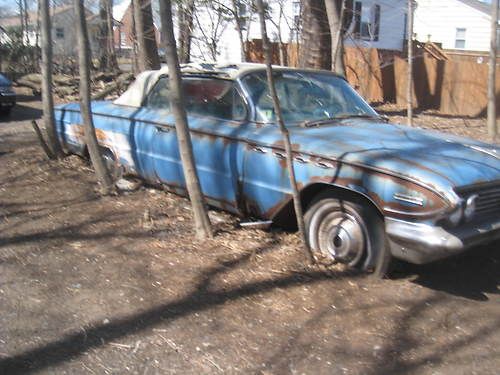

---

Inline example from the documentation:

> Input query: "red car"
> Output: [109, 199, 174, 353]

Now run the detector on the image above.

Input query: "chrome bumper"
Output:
[385, 217, 500, 264]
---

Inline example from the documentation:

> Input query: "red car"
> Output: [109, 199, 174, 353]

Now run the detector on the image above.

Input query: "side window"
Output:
[182, 78, 247, 121]
[232, 89, 247, 121]
[145, 78, 171, 110]
[145, 77, 247, 121]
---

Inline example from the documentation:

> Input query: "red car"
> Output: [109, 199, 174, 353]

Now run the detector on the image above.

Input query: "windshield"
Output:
[241, 70, 378, 123]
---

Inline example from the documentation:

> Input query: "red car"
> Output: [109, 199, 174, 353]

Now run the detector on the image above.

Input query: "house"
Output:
[343, 0, 408, 51]
[191, 0, 408, 63]
[112, 1, 161, 58]
[0, 5, 103, 58]
[414, 0, 496, 52]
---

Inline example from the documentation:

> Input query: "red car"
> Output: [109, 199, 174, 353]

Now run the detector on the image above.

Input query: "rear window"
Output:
[145, 77, 246, 121]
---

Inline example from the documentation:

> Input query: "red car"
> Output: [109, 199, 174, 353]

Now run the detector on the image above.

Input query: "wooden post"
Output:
[488, 0, 498, 141]
[255, 0, 314, 263]
[407, 0, 414, 127]
[159, 0, 213, 239]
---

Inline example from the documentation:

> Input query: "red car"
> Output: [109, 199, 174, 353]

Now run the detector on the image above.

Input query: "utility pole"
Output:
[407, 0, 414, 127]
[488, 0, 498, 141]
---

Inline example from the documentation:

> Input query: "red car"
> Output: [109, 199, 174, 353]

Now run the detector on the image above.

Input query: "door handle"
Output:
[155, 126, 170, 133]
[252, 146, 267, 154]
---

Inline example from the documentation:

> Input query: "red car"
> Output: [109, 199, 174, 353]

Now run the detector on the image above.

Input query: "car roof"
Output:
[114, 62, 342, 107]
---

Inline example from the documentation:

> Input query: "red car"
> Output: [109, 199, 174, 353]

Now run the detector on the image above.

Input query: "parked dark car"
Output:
[54, 63, 500, 275]
[0, 73, 16, 115]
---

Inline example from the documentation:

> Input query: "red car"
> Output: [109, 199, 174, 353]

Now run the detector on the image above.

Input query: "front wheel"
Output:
[305, 191, 392, 277]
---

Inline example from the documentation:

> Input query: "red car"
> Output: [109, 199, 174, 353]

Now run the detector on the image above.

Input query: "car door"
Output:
[142, 76, 247, 214]
[140, 77, 184, 188]
[181, 78, 248, 214]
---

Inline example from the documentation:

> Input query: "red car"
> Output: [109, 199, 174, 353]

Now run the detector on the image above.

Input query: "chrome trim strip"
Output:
[393, 192, 424, 206]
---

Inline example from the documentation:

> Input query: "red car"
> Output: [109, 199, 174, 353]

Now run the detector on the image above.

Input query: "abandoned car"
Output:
[54, 63, 500, 274]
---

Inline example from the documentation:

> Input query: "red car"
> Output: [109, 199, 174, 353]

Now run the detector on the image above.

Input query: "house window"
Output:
[120, 31, 126, 46]
[55, 27, 64, 39]
[353, 2, 381, 41]
[292, 1, 300, 15]
[455, 28, 466, 49]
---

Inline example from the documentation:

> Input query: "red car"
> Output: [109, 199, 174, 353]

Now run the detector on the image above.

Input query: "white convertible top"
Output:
[114, 62, 268, 107]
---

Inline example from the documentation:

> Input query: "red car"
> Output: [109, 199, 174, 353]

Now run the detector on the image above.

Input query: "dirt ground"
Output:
[0, 97, 499, 374]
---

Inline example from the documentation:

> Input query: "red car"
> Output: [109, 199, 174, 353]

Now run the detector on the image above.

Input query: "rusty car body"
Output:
[54, 63, 500, 274]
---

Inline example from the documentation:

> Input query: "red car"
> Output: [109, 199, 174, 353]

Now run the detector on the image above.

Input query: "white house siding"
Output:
[344, 0, 407, 51]
[414, 0, 491, 51]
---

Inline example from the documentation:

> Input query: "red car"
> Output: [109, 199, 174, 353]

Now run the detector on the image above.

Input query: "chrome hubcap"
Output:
[317, 212, 365, 265]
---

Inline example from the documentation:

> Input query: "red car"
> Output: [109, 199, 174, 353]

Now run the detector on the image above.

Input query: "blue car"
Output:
[54, 63, 500, 274]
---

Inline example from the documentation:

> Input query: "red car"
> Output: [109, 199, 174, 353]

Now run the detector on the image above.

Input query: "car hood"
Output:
[287, 120, 500, 195]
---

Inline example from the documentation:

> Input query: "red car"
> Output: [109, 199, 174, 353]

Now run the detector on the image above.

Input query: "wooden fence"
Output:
[246, 41, 500, 117]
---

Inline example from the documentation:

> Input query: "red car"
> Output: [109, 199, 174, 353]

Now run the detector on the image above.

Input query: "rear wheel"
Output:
[305, 191, 392, 277]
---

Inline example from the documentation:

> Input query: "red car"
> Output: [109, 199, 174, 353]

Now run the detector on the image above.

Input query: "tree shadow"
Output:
[0, 103, 42, 123]
[0, 240, 349, 374]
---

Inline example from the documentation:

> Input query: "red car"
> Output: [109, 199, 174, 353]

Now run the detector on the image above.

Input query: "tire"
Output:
[101, 148, 122, 182]
[305, 190, 392, 277]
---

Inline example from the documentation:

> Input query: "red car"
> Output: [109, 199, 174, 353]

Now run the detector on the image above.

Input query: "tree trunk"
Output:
[325, 0, 346, 75]
[23, 0, 30, 46]
[298, 0, 331, 69]
[133, 0, 160, 72]
[487, 0, 498, 141]
[105, 0, 119, 72]
[40, 0, 63, 158]
[18, 0, 24, 45]
[99, 0, 119, 72]
[98, 0, 109, 70]
[230, 0, 247, 62]
[177, 0, 195, 63]
[159, 0, 213, 239]
[407, 0, 414, 127]
[256, 0, 314, 263]
[74, 0, 114, 196]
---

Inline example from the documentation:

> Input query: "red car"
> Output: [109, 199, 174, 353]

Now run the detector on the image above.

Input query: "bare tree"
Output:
[267, 0, 289, 65]
[211, 0, 252, 62]
[298, 0, 331, 69]
[255, 0, 313, 262]
[407, 0, 414, 126]
[177, 0, 195, 63]
[159, 0, 213, 239]
[98, 0, 118, 72]
[40, 0, 63, 158]
[133, 0, 160, 72]
[325, 0, 346, 75]
[230, 0, 248, 62]
[74, 0, 114, 196]
[488, 0, 498, 141]
[17, 0, 24, 45]
[192, 0, 231, 61]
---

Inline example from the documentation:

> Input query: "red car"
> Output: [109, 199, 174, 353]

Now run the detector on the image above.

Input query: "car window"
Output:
[145, 77, 247, 121]
[241, 71, 377, 123]
[145, 77, 170, 109]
